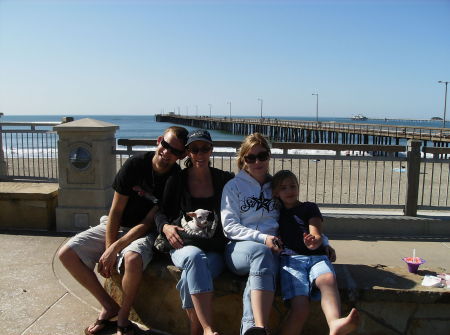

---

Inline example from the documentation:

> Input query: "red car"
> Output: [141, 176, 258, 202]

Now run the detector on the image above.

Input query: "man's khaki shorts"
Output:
[66, 215, 155, 273]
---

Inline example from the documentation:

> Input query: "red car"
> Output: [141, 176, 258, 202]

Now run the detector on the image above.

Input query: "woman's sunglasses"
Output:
[244, 151, 270, 164]
[161, 138, 185, 157]
[187, 145, 212, 154]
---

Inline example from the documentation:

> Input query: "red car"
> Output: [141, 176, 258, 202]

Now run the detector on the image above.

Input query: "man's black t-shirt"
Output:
[278, 201, 326, 256]
[112, 152, 180, 228]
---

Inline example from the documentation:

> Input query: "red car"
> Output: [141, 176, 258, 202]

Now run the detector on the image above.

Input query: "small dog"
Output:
[184, 209, 212, 232]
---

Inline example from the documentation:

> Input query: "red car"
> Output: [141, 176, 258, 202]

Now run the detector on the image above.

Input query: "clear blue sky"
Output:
[1, 0, 449, 119]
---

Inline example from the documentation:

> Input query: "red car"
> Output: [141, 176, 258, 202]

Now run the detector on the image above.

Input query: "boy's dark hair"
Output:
[164, 126, 189, 145]
[272, 170, 299, 193]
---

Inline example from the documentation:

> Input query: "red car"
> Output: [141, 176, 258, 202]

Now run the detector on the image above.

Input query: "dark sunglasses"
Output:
[161, 138, 185, 157]
[188, 145, 212, 154]
[244, 151, 270, 164]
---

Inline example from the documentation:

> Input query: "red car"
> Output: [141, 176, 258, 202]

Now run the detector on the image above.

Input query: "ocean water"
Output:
[1, 114, 445, 158]
[0, 114, 244, 141]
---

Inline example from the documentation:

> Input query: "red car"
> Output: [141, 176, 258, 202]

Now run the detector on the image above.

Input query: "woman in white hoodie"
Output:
[221, 133, 282, 335]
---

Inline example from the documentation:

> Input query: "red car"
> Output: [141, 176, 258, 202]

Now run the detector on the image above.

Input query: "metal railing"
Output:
[419, 147, 450, 209]
[2, 128, 448, 212]
[0, 122, 60, 181]
[115, 139, 450, 213]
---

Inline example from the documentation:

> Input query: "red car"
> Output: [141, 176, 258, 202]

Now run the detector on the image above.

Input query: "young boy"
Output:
[272, 170, 359, 335]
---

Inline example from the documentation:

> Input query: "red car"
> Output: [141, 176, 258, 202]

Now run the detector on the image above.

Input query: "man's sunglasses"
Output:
[244, 151, 270, 164]
[161, 138, 185, 157]
[187, 145, 212, 154]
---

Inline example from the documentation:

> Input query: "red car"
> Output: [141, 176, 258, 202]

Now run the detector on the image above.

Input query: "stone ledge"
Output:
[0, 182, 58, 199]
[105, 255, 450, 335]
[0, 182, 58, 230]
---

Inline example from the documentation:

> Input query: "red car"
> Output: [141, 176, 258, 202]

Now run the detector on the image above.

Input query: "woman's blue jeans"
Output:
[225, 240, 279, 335]
[170, 245, 225, 309]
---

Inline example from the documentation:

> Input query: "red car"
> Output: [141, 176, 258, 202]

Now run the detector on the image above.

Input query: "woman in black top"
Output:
[156, 130, 233, 335]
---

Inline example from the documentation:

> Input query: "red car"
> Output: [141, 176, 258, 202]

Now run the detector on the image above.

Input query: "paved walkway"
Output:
[1, 226, 449, 335]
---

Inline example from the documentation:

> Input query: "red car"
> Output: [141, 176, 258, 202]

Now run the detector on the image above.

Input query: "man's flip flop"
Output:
[84, 318, 117, 335]
[243, 326, 269, 335]
[117, 321, 137, 335]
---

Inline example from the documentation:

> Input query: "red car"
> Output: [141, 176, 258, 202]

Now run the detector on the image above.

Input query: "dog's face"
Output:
[187, 209, 212, 228]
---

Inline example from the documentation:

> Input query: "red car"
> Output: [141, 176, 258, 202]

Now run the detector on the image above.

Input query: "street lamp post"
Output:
[227, 102, 231, 119]
[258, 98, 263, 120]
[312, 93, 319, 122]
[0, 112, 6, 176]
[209, 104, 212, 118]
[438, 81, 448, 128]
[195, 105, 198, 117]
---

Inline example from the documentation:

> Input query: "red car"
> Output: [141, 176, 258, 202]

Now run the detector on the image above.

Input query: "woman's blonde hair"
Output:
[236, 132, 271, 170]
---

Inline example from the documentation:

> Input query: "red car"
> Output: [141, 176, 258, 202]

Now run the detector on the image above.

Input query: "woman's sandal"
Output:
[84, 318, 117, 335]
[117, 322, 136, 335]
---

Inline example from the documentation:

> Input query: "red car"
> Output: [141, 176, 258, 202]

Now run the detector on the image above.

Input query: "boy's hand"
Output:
[303, 233, 322, 250]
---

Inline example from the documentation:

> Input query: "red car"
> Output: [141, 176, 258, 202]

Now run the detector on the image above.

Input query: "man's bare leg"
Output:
[58, 245, 120, 333]
[117, 252, 144, 334]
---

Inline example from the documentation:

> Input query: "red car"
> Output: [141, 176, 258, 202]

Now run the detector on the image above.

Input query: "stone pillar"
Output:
[54, 118, 119, 231]
[0, 113, 7, 177]
[404, 140, 421, 216]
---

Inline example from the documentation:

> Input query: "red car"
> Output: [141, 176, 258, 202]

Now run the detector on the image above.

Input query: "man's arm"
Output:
[109, 206, 158, 254]
[105, 191, 127, 249]
[98, 192, 157, 278]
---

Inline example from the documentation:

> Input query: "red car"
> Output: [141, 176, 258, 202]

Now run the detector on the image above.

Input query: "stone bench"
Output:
[0, 182, 58, 230]
[104, 254, 450, 335]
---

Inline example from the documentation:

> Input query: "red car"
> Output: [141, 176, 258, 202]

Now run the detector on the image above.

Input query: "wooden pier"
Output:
[366, 117, 443, 123]
[155, 114, 450, 147]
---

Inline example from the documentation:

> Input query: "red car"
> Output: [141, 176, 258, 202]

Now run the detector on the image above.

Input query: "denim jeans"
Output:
[170, 245, 225, 309]
[225, 241, 279, 335]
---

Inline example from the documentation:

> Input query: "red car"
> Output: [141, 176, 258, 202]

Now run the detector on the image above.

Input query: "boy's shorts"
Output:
[280, 254, 335, 301]
[66, 215, 156, 273]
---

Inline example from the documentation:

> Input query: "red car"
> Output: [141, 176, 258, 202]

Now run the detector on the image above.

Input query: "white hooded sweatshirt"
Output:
[221, 170, 279, 244]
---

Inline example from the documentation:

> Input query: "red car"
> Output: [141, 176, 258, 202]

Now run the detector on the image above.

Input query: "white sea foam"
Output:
[115, 146, 238, 153]
[291, 149, 367, 156]
[2, 147, 57, 159]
